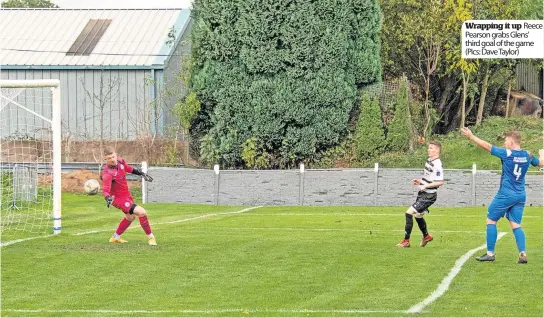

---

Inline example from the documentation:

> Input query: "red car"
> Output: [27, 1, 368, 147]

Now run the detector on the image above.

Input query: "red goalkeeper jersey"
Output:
[101, 157, 134, 198]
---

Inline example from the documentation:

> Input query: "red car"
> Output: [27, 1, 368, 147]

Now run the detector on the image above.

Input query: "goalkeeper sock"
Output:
[115, 218, 132, 236]
[486, 224, 498, 254]
[415, 217, 428, 237]
[404, 214, 413, 240]
[139, 215, 152, 235]
[512, 227, 526, 253]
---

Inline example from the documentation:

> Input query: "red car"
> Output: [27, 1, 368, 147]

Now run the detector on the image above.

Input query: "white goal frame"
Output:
[0, 79, 62, 234]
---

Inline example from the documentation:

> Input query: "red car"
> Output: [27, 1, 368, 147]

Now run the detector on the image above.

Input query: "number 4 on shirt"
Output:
[513, 164, 522, 180]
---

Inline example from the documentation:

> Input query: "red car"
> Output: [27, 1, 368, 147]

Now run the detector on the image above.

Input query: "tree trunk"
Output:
[476, 64, 490, 125]
[459, 72, 469, 129]
[423, 78, 431, 137]
[466, 94, 475, 119]
[509, 97, 518, 116]
[490, 83, 505, 116]
[505, 80, 512, 117]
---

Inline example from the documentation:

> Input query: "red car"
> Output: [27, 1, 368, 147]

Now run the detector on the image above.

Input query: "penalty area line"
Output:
[1, 207, 263, 246]
[406, 232, 507, 314]
[183, 226, 498, 235]
[0, 234, 56, 247]
[157, 206, 263, 225]
[73, 206, 263, 236]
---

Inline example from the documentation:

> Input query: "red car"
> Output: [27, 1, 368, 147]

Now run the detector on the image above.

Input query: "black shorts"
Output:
[412, 191, 437, 213]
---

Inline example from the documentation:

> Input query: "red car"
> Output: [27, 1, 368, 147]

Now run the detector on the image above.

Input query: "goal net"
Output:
[0, 80, 62, 241]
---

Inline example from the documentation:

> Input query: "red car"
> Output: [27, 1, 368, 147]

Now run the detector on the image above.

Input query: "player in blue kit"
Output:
[461, 128, 543, 263]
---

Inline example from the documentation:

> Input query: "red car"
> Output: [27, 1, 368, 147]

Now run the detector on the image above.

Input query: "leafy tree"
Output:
[380, 0, 542, 133]
[1, 0, 58, 7]
[173, 91, 201, 132]
[355, 94, 384, 159]
[386, 80, 412, 151]
[190, 0, 382, 168]
[443, 0, 477, 129]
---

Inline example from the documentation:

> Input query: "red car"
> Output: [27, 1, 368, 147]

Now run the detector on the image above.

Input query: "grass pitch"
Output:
[1, 193, 542, 317]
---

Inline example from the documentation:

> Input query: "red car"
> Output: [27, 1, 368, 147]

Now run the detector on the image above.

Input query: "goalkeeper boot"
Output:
[518, 252, 527, 264]
[420, 234, 433, 247]
[476, 253, 495, 262]
[148, 237, 157, 246]
[109, 237, 128, 243]
[396, 239, 410, 248]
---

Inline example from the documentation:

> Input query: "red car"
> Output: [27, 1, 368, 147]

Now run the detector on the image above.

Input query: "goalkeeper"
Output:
[101, 146, 157, 246]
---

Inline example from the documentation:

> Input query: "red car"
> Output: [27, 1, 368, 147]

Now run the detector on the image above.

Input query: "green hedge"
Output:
[355, 93, 384, 159]
[190, 0, 382, 168]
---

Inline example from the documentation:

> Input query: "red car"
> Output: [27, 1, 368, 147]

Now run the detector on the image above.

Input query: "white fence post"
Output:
[472, 163, 477, 206]
[141, 161, 147, 204]
[374, 163, 379, 205]
[299, 163, 305, 206]
[214, 164, 220, 205]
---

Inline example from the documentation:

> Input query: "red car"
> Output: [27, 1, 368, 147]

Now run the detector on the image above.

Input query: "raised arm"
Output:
[461, 127, 492, 152]
[121, 158, 153, 182]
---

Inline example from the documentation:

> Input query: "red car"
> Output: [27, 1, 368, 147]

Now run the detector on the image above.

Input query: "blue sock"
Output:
[512, 227, 526, 253]
[486, 224, 498, 253]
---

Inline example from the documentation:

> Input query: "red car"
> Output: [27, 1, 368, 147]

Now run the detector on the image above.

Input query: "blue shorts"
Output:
[487, 193, 526, 224]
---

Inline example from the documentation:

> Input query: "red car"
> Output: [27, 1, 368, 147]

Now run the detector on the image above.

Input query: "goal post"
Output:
[0, 79, 62, 236]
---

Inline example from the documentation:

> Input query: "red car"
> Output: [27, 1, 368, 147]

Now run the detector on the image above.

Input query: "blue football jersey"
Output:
[491, 146, 540, 195]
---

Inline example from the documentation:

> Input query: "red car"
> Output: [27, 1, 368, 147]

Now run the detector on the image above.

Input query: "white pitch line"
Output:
[73, 230, 101, 236]
[3, 308, 405, 314]
[3, 207, 263, 245]
[237, 213, 539, 218]
[0, 234, 56, 247]
[160, 206, 263, 225]
[183, 226, 501, 235]
[275, 309, 406, 314]
[73, 206, 263, 236]
[406, 232, 507, 314]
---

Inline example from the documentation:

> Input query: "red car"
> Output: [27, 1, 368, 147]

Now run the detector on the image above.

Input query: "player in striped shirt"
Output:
[396, 141, 444, 248]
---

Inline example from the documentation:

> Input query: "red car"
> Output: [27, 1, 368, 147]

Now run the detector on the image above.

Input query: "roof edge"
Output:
[1, 65, 165, 70]
[0, 8, 189, 10]
[155, 10, 191, 66]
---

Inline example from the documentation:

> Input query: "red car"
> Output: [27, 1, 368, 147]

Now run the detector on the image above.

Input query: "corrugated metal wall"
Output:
[516, 62, 544, 99]
[1, 69, 163, 140]
[0, 85, 53, 143]
[161, 19, 193, 133]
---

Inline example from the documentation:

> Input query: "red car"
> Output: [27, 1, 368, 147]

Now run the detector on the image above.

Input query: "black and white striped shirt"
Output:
[421, 157, 444, 193]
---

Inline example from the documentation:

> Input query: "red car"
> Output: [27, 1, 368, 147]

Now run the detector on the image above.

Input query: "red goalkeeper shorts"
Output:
[112, 196, 136, 214]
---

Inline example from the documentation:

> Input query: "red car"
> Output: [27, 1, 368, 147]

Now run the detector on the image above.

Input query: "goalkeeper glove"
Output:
[132, 168, 153, 182]
[142, 173, 153, 182]
[105, 195, 113, 208]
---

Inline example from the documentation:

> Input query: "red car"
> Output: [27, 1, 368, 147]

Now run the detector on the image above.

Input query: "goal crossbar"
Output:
[0, 79, 60, 88]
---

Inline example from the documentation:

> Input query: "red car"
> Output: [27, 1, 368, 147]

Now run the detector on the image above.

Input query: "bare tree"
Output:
[476, 62, 490, 125]
[417, 34, 441, 137]
[79, 71, 124, 162]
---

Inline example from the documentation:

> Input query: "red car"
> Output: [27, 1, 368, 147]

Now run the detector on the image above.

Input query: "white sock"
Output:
[113, 233, 120, 239]
[147, 233, 154, 239]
